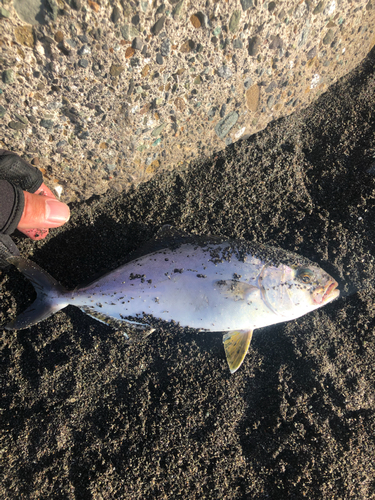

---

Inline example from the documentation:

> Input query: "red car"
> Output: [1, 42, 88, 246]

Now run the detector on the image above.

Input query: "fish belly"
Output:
[71, 245, 277, 332]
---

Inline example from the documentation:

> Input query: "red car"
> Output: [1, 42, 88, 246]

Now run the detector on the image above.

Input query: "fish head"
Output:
[260, 262, 340, 320]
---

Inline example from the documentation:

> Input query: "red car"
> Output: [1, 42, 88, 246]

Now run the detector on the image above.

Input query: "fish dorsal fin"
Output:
[223, 329, 253, 373]
[215, 280, 259, 301]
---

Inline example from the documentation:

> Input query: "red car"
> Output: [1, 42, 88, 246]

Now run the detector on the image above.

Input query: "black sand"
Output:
[1, 48, 375, 499]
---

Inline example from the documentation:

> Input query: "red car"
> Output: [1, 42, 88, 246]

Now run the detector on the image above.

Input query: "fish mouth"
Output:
[313, 280, 340, 304]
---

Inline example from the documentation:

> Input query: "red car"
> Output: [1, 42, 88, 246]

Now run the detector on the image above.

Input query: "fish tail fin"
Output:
[5, 256, 69, 330]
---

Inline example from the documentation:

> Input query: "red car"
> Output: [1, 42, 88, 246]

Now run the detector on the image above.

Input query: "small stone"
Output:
[265, 81, 277, 93]
[126, 80, 134, 96]
[55, 31, 64, 43]
[78, 35, 89, 43]
[110, 64, 125, 77]
[229, 10, 241, 33]
[78, 45, 91, 56]
[46, 0, 59, 20]
[0, 105, 6, 118]
[313, 0, 325, 14]
[307, 46, 317, 60]
[79, 131, 90, 140]
[248, 36, 261, 56]
[121, 24, 140, 41]
[152, 16, 166, 36]
[40, 119, 54, 129]
[130, 58, 140, 68]
[111, 5, 121, 23]
[156, 53, 164, 65]
[160, 38, 171, 57]
[207, 106, 217, 121]
[214, 111, 239, 139]
[220, 104, 226, 117]
[15, 26, 34, 48]
[240, 0, 253, 11]
[68, 0, 81, 10]
[267, 95, 275, 109]
[33, 92, 45, 102]
[8, 121, 27, 130]
[152, 123, 166, 137]
[0, 7, 10, 18]
[27, 115, 37, 124]
[125, 47, 135, 58]
[268, 1, 276, 12]
[66, 39, 77, 48]
[194, 75, 202, 84]
[190, 14, 201, 28]
[146, 159, 160, 173]
[298, 26, 310, 48]
[217, 66, 233, 79]
[2, 70, 14, 84]
[88, 0, 100, 12]
[132, 37, 143, 50]
[78, 59, 89, 68]
[245, 84, 260, 111]
[57, 42, 71, 56]
[180, 40, 195, 53]
[269, 35, 283, 50]
[156, 4, 165, 15]
[174, 97, 185, 112]
[244, 77, 253, 89]
[132, 14, 140, 25]
[141, 65, 150, 77]
[323, 29, 335, 45]
[173, 0, 184, 17]
[14, 113, 28, 125]
[233, 38, 243, 50]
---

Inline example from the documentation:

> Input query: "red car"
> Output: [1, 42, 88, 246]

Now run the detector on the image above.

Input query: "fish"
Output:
[5, 229, 340, 373]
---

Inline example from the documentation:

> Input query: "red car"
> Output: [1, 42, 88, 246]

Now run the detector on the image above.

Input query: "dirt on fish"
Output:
[1, 48, 375, 499]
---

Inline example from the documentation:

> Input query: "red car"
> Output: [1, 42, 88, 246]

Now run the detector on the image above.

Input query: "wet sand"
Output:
[1, 48, 375, 499]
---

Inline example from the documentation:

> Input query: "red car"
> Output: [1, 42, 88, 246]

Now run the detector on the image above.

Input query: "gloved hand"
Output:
[0, 150, 70, 268]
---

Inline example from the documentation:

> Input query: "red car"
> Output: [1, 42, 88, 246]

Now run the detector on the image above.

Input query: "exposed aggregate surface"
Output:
[0, 0, 375, 202]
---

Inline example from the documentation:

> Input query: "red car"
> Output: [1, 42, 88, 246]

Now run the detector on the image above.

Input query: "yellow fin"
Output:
[223, 329, 253, 374]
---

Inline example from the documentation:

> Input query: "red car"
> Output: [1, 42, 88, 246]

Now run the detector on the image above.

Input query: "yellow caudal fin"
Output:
[223, 329, 253, 374]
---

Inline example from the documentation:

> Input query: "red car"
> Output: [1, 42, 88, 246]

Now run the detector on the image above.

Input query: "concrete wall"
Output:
[0, 0, 374, 201]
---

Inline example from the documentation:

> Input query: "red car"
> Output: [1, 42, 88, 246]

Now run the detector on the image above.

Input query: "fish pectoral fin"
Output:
[223, 329, 253, 374]
[215, 280, 259, 301]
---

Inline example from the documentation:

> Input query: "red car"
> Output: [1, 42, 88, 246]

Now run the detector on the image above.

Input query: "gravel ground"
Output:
[1, 46, 375, 499]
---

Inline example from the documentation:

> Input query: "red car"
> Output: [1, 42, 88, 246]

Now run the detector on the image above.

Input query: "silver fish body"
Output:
[6, 236, 340, 373]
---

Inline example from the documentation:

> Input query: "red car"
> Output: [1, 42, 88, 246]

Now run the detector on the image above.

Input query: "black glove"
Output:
[0, 149, 43, 193]
[0, 150, 43, 269]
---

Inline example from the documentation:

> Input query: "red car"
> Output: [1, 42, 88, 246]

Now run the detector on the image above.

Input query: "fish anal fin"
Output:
[215, 280, 258, 302]
[223, 329, 253, 374]
[80, 306, 155, 343]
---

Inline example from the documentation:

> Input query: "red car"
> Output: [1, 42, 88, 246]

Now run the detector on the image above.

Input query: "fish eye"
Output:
[297, 268, 314, 284]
